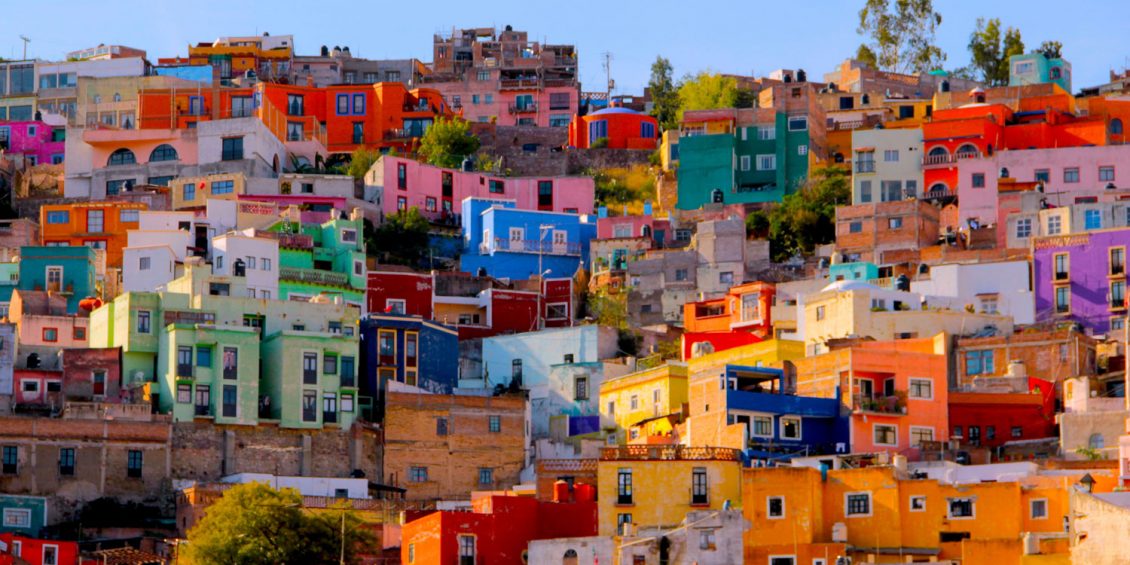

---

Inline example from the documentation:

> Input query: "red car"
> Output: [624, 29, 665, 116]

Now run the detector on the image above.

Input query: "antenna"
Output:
[602, 52, 614, 98]
[19, 35, 30, 60]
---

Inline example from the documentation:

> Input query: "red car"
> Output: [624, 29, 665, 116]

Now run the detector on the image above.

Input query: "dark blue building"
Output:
[723, 365, 849, 466]
[360, 314, 459, 418]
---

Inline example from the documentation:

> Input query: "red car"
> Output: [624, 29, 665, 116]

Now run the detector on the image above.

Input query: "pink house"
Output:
[0, 120, 66, 165]
[595, 208, 672, 245]
[369, 156, 594, 222]
[957, 145, 1130, 244]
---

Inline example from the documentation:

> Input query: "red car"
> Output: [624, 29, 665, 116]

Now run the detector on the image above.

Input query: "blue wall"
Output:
[459, 198, 594, 281]
[18, 246, 96, 314]
[360, 315, 459, 401]
[481, 325, 609, 389]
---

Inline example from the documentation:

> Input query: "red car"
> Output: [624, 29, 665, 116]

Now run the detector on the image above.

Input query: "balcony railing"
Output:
[500, 78, 541, 90]
[488, 237, 581, 256]
[599, 445, 742, 462]
[508, 103, 538, 115]
[921, 187, 957, 202]
[854, 392, 907, 415]
[194, 404, 211, 417]
[280, 266, 350, 287]
[922, 151, 982, 167]
[165, 310, 216, 326]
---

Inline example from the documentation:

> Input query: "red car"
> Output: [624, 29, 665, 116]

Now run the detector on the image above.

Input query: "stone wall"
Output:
[471, 124, 653, 177]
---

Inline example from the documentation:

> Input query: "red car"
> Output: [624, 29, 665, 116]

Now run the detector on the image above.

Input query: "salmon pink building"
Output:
[682, 281, 776, 359]
[0, 120, 66, 165]
[367, 156, 594, 221]
[568, 107, 659, 149]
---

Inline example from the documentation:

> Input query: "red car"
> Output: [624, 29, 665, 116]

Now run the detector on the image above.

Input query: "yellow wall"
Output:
[599, 363, 688, 441]
[172, 172, 245, 209]
[597, 458, 741, 536]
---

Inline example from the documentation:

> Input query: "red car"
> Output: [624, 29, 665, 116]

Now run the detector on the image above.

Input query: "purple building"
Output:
[0, 120, 66, 166]
[1033, 227, 1130, 336]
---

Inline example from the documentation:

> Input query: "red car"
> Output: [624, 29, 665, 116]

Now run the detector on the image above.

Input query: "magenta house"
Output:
[369, 156, 594, 222]
[0, 120, 66, 165]
[1032, 227, 1130, 336]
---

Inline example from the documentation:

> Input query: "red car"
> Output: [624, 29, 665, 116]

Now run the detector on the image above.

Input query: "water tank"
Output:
[1007, 360, 1027, 379]
[462, 157, 475, 172]
[553, 480, 571, 503]
[999, 167, 1010, 179]
[233, 258, 246, 277]
[796, 69, 807, 83]
[575, 482, 595, 503]
[79, 296, 103, 312]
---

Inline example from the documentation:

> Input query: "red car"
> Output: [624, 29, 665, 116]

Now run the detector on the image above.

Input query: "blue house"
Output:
[478, 325, 619, 391]
[459, 197, 596, 281]
[722, 365, 849, 465]
[17, 246, 96, 314]
[359, 314, 459, 417]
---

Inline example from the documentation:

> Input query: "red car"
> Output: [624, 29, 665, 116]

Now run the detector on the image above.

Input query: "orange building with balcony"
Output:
[682, 282, 775, 358]
[40, 201, 147, 268]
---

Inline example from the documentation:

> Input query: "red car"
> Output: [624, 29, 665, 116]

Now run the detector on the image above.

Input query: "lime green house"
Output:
[267, 209, 366, 308]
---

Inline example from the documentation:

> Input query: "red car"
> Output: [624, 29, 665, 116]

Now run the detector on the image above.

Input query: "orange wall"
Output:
[40, 201, 147, 268]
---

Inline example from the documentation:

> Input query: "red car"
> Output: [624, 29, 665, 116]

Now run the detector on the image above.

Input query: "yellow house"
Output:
[743, 465, 1073, 565]
[659, 130, 679, 172]
[172, 172, 246, 209]
[599, 363, 688, 443]
[597, 445, 743, 537]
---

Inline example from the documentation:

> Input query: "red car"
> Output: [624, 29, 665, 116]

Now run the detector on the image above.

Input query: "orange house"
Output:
[568, 106, 660, 149]
[137, 86, 256, 129]
[922, 102, 1010, 199]
[682, 282, 775, 358]
[40, 201, 147, 268]
[793, 335, 949, 457]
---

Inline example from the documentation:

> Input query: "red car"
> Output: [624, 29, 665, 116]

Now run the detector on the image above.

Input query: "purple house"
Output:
[1033, 227, 1130, 336]
[0, 120, 66, 166]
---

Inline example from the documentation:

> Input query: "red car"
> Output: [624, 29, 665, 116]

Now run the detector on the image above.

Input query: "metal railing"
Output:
[508, 103, 538, 114]
[490, 237, 581, 256]
[165, 310, 216, 326]
[855, 161, 875, 173]
[279, 266, 350, 287]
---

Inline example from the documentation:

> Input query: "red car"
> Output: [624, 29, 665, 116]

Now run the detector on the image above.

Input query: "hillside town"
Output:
[1, 6, 1130, 565]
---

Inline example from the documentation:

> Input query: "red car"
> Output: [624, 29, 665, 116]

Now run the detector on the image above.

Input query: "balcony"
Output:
[853, 392, 907, 415]
[194, 404, 211, 417]
[279, 266, 350, 287]
[921, 186, 958, 203]
[490, 237, 581, 256]
[508, 103, 538, 115]
[500, 78, 541, 90]
[922, 150, 982, 168]
[855, 161, 875, 174]
[165, 310, 216, 326]
[599, 445, 742, 462]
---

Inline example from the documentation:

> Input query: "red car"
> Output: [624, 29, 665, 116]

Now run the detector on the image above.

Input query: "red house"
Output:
[681, 281, 775, 359]
[401, 489, 597, 565]
[568, 107, 659, 149]
[948, 377, 1056, 451]
[0, 534, 83, 565]
[367, 268, 434, 318]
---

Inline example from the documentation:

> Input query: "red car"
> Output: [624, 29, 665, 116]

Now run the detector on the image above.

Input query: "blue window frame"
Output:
[46, 211, 69, 224]
[211, 180, 235, 195]
[183, 182, 196, 202]
[641, 122, 656, 138]
[189, 96, 204, 116]
[589, 120, 608, 142]
[1084, 209, 1102, 230]
[352, 93, 365, 114]
[965, 350, 994, 375]
[336, 94, 350, 115]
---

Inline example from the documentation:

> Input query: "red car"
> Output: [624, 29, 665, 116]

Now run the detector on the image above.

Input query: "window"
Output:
[3, 508, 30, 529]
[177, 384, 191, 403]
[1030, 499, 1048, 520]
[458, 535, 476, 565]
[42, 545, 58, 565]
[436, 417, 449, 436]
[1016, 218, 1032, 239]
[323, 393, 338, 424]
[797, 144, 808, 156]
[1064, 168, 1080, 183]
[194, 384, 211, 415]
[196, 346, 212, 368]
[1085, 209, 1102, 230]
[740, 155, 751, 171]
[182, 181, 196, 202]
[675, 268, 688, 282]
[787, 116, 808, 131]
[1111, 248, 1125, 275]
[127, 450, 143, 478]
[409, 466, 428, 482]
[881, 180, 903, 201]
[948, 498, 975, 519]
[336, 94, 350, 115]
[546, 303, 568, 320]
[780, 416, 801, 440]
[489, 415, 501, 433]
[845, 492, 871, 516]
[1056, 286, 1070, 314]
[1012, 426, 1023, 438]
[888, 217, 903, 229]
[42, 328, 58, 342]
[2, 445, 17, 474]
[630, 395, 639, 410]
[752, 415, 772, 437]
[909, 378, 933, 399]
[46, 210, 69, 224]
[302, 390, 317, 422]
[1054, 253, 1069, 280]
[286, 122, 304, 141]
[965, 350, 994, 375]
[222, 385, 237, 417]
[816, 305, 826, 321]
[212, 180, 234, 195]
[849, 221, 862, 234]
[1100, 166, 1115, 182]
[699, 529, 717, 551]
[489, 179, 505, 194]
[59, 447, 75, 476]
[910, 427, 934, 446]
[692, 467, 708, 504]
[757, 154, 777, 171]
[883, 149, 899, 162]
[859, 180, 872, 203]
[1035, 169, 1050, 183]
[87, 209, 105, 233]
[767, 496, 785, 519]
[149, 144, 178, 162]
[221, 137, 244, 161]
[340, 356, 355, 387]
[874, 424, 897, 446]
[303, 353, 318, 384]
[574, 376, 589, 400]
[512, 359, 523, 382]
[108, 148, 136, 166]
[617, 468, 633, 504]
[719, 271, 734, 285]
[478, 468, 493, 485]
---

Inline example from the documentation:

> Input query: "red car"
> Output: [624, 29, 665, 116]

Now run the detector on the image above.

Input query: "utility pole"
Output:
[19, 35, 30, 60]
[602, 52, 614, 99]
[537, 223, 553, 331]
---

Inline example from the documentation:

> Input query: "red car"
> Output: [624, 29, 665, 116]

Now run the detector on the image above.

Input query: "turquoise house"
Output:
[1009, 52, 1071, 93]
[17, 246, 96, 314]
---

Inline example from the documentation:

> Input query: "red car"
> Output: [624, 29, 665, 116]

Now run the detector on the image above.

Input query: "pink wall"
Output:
[430, 79, 578, 127]
[18, 315, 89, 348]
[381, 156, 594, 220]
[957, 145, 1130, 233]
[83, 128, 199, 167]
[595, 215, 671, 242]
[0, 121, 65, 165]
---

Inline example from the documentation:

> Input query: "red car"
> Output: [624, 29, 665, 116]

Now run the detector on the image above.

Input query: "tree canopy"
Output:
[368, 207, 431, 266]
[180, 482, 372, 565]
[346, 146, 381, 180]
[1036, 40, 1063, 59]
[968, 18, 1025, 85]
[857, 0, 946, 74]
[753, 166, 852, 262]
[677, 72, 738, 122]
[418, 117, 481, 169]
[647, 56, 680, 131]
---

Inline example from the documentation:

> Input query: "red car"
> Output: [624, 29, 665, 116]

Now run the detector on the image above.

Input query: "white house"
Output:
[212, 231, 279, 300]
[911, 259, 1035, 325]
[122, 245, 178, 292]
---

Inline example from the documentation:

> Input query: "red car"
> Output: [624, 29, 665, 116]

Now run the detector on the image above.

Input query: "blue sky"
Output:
[4, 0, 1126, 94]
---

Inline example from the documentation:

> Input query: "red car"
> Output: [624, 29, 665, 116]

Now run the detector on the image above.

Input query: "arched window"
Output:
[149, 144, 179, 162]
[113, 92, 122, 102]
[563, 549, 578, 565]
[1111, 118, 1124, 135]
[641, 225, 652, 238]
[711, 189, 724, 204]
[1089, 433, 1104, 449]
[927, 183, 949, 196]
[108, 148, 136, 166]
[955, 143, 979, 158]
[927, 146, 949, 157]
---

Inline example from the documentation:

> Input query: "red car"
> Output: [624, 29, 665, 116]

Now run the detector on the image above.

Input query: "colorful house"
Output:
[850, 126, 924, 204]
[682, 281, 776, 358]
[0, 534, 81, 565]
[459, 197, 595, 281]
[17, 246, 96, 315]
[40, 201, 147, 268]
[0, 120, 65, 165]
[1010, 51, 1072, 92]
[1032, 227, 1130, 335]
[367, 156, 595, 222]
[949, 377, 1057, 451]
[599, 363, 688, 444]
[358, 314, 458, 415]
[478, 325, 618, 390]
[365, 269, 434, 319]
[567, 107, 659, 149]
[176, 34, 295, 84]
[0, 495, 48, 536]
[264, 208, 366, 309]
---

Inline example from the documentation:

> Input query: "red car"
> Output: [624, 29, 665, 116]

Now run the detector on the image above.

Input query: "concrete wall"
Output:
[1070, 490, 1130, 565]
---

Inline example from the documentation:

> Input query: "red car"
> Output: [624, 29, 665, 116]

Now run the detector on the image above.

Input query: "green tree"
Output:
[855, 44, 879, 68]
[346, 146, 381, 180]
[180, 482, 373, 565]
[647, 56, 680, 131]
[1036, 40, 1063, 59]
[370, 207, 431, 266]
[418, 117, 481, 169]
[968, 18, 1024, 85]
[677, 72, 738, 122]
[857, 0, 946, 74]
[766, 166, 851, 261]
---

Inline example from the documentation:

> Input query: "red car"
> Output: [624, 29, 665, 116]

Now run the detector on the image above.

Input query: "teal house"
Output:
[1009, 52, 1071, 93]
[17, 246, 96, 314]
[267, 209, 366, 309]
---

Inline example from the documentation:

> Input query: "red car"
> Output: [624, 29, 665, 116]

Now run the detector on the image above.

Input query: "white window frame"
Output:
[546, 302, 568, 320]
[767, 495, 786, 519]
[751, 414, 773, 438]
[947, 497, 977, 519]
[908, 378, 934, 400]
[42, 544, 58, 565]
[909, 426, 935, 447]
[844, 491, 873, 518]
[740, 155, 751, 171]
[508, 227, 524, 241]
[910, 495, 927, 512]
[341, 228, 358, 244]
[756, 154, 777, 171]
[873, 423, 898, 447]
[779, 416, 802, 440]
[787, 116, 808, 131]
[797, 144, 808, 156]
[758, 126, 775, 140]
[3, 507, 32, 528]
[1030, 498, 1048, 520]
[385, 299, 406, 314]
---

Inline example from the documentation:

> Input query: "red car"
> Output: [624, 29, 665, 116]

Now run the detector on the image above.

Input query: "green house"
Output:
[158, 324, 261, 424]
[268, 213, 366, 308]
[261, 330, 360, 429]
